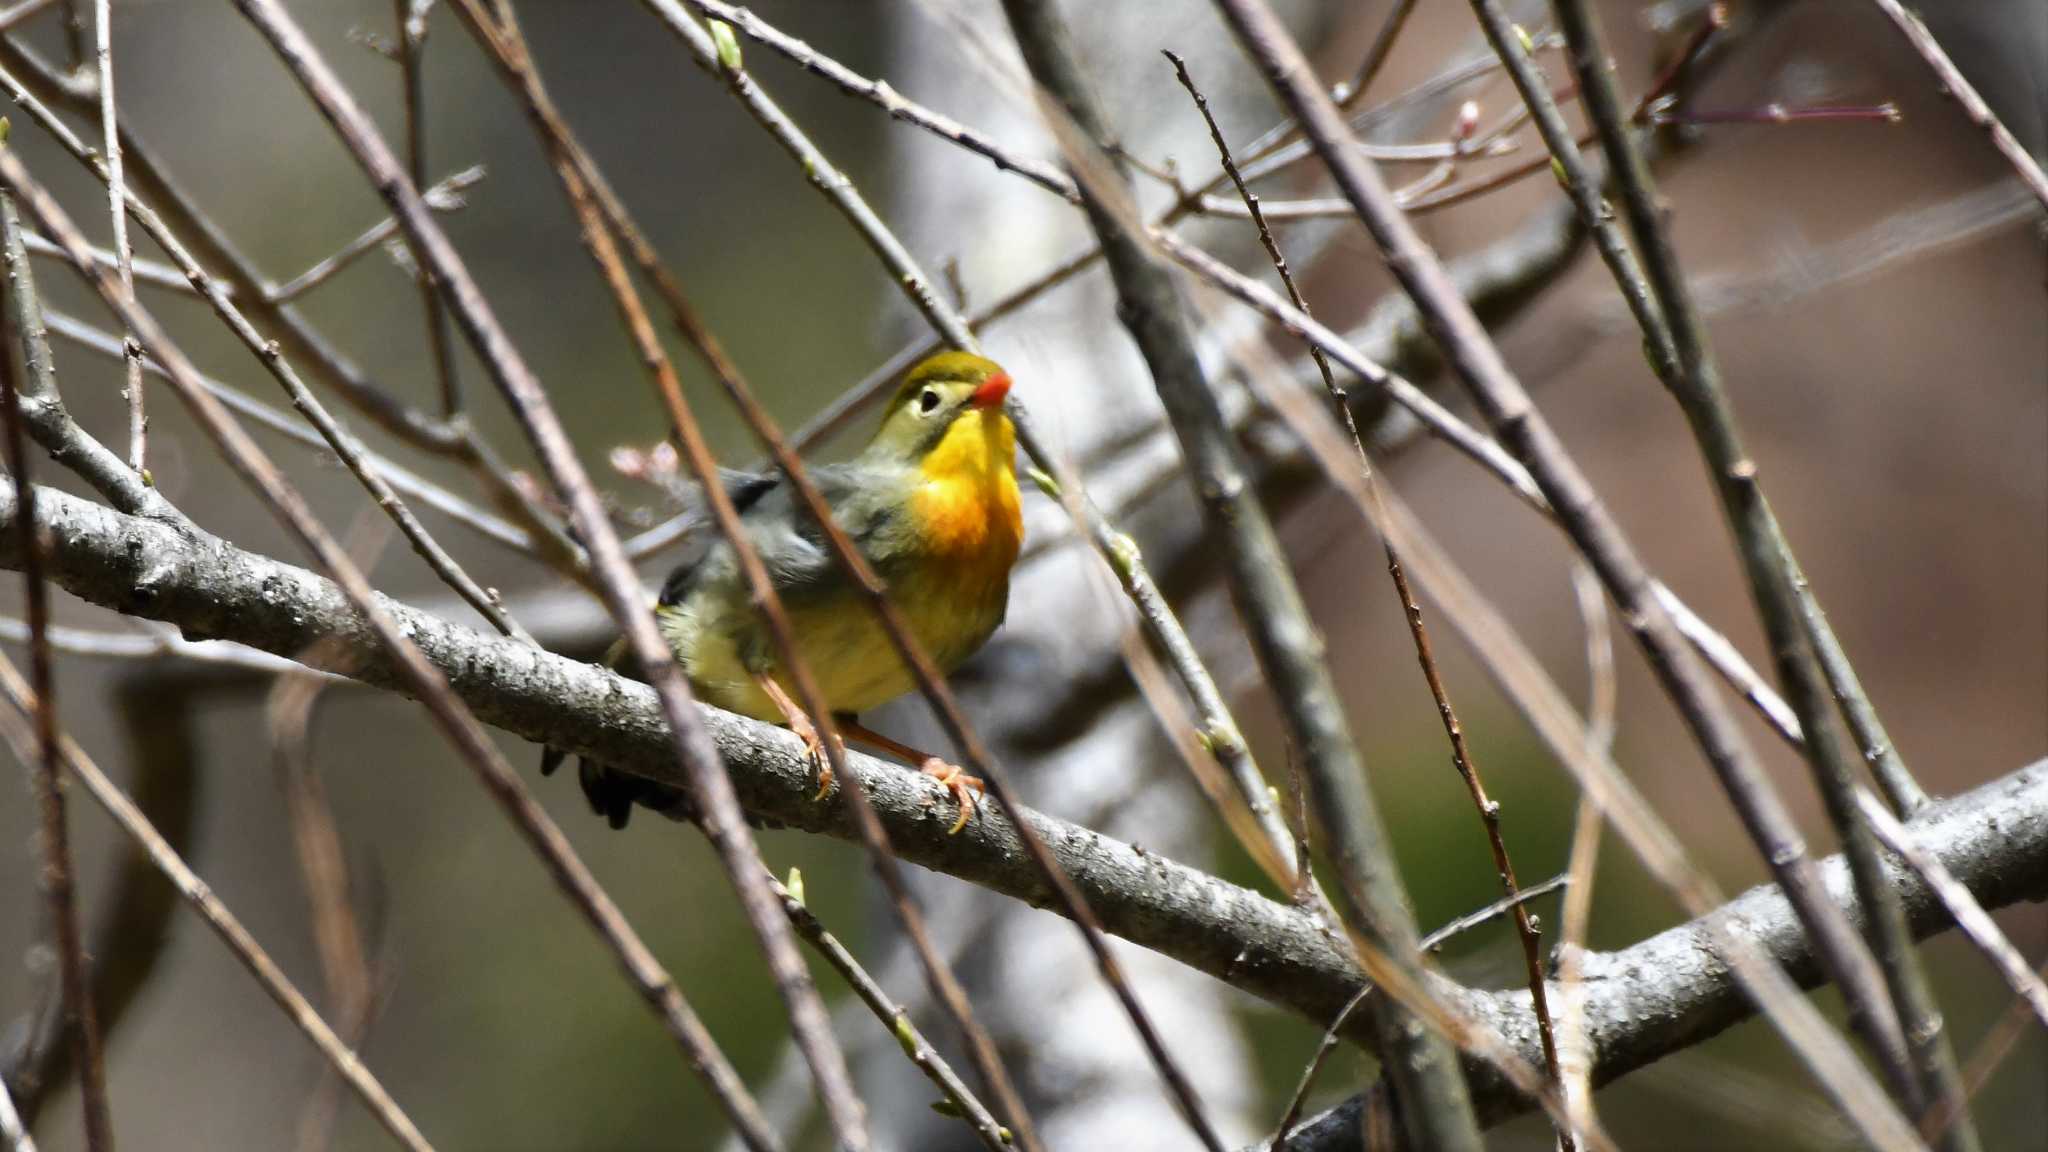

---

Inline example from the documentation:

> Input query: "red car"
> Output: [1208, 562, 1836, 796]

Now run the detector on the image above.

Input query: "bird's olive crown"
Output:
[864, 351, 1010, 461]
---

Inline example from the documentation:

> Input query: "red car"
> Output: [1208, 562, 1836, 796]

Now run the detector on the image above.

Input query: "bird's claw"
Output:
[919, 757, 984, 835]
[788, 712, 839, 799]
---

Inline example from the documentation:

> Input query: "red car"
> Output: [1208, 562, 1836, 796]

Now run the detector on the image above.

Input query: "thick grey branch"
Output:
[2, 484, 2042, 1137]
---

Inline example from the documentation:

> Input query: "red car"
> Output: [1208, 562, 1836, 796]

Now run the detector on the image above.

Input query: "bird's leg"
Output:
[751, 672, 840, 798]
[837, 719, 983, 835]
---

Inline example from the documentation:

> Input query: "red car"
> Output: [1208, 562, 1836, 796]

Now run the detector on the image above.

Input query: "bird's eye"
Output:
[917, 387, 942, 415]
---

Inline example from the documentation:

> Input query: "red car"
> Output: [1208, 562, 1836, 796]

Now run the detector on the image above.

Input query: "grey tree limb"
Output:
[4, 482, 2042, 1140]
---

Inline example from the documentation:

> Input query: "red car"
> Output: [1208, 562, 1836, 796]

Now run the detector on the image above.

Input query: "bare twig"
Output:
[1869, 0, 2048, 207]
[1549, 1, 1965, 1135]
[638, 6, 1246, 1146]
[999, 5, 1474, 1145]
[0, 650, 435, 1152]
[226, 2, 853, 1145]
[1557, 563, 1614, 1141]
[0, 65, 549, 630]
[1268, 873, 1572, 1150]
[770, 874, 1012, 1152]
[0, 191, 186, 527]
[0, 160, 111, 1152]
[448, 3, 1020, 1143]
[0, 0, 60, 36]
[263, 165, 484, 304]
[1208, 4, 1929, 1141]
[1169, 46, 1566, 1147]
[0, 36, 589, 580]
[390, 0, 462, 418]
[1338, 0, 1418, 104]
[92, 0, 143, 475]
[0, 1076, 30, 1152]
[1858, 791, 2048, 1033]
[0, 142, 781, 1152]
[44, 310, 535, 559]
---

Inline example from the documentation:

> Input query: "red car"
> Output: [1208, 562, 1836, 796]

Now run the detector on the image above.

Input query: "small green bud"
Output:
[893, 1014, 918, 1058]
[1026, 466, 1060, 498]
[785, 866, 805, 907]
[1514, 24, 1535, 55]
[709, 20, 743, 73]
[929, 1099, 963, 1118]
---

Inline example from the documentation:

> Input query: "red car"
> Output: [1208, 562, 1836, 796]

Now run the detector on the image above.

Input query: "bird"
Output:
[543, 350, 1023, 835]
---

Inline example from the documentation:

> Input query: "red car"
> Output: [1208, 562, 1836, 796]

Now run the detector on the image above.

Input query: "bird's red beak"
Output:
[968, 371, 1012, 410]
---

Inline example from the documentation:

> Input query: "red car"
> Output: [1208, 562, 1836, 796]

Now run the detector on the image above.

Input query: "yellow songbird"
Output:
[545, 351, 1022, 834]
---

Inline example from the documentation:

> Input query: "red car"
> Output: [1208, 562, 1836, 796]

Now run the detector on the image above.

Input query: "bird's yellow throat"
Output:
[908, 407, 1022, 564]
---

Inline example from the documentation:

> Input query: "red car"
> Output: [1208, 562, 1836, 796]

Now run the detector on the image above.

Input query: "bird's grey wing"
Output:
[657, 467, 782, 606]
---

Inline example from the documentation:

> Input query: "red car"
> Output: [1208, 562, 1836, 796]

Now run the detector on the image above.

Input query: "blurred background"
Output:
[0, 1, 2040, 1148]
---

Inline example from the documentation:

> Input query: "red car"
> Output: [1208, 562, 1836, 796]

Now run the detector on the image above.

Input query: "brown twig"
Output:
[770, 873, 1012, 1152]
[999, 4, 1471, 1143]
[390, 0, 462, 418]
[1556, 563, 1614, 1142]
[0, 141, 782, 1152]
[44, 310, 535, 559]
[1548, 0, 1961, 1133]
[263, 165, 484, 303]
[0, 63, 536, 639]
[0, 163, 111, 1152]
[0, 651, 435, 1152]
[448, 3, 1025, 1143]
[640, 5, 1242, 1145]
[0, 35, 589, 581]
[1869, 0, 2048, 208]
[1208, 4, 1929, 1143]
[1167, 47, 1569, 1147]
[225, 2, 855, 1145]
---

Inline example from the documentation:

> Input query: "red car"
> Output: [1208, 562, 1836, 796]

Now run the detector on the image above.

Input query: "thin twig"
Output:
[770, 874, 1012, 1152]
[391, 0, 462, 418]
[1269, 873, 1572, 1150]
[0, 37, 590, 580]
[1208, 4, 1931, 1141]
[0, 0, 60, 36]
[449, 3, 1009, 1143]
[639, 6, 1240, 1147]
[1868, 0, 2048, 207]
[0, 141, 782, 1152]
[1931, 962, 2048, 1142]
[44, 310, 535, 558]
[1338, 0, 1419, 104]
[0, 190, 186, 527]
[999, 5, 1471, 1144]
[1169, 47, 1568, 1148]
[263, 165, 484, 304]
[226, 3, 847, 1145]
[1548, 1, 1964, 1135]
[1557, 563, 1614, 1142]
[0, 167, 111, 1152]
[1858, 790, 2048, 1033]
[0, 650, 435, 1152]
[15, 75, 527, 642]
[0, 1074, 31, 1152]
[92, 0, 144, 474]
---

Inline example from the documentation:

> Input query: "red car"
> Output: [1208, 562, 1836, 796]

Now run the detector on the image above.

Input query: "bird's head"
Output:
[863, 351, 1015, 474]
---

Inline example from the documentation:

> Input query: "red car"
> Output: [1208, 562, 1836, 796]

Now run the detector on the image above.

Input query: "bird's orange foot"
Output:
[919, 757, 985, 835]
[785, 710, 840, 799]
